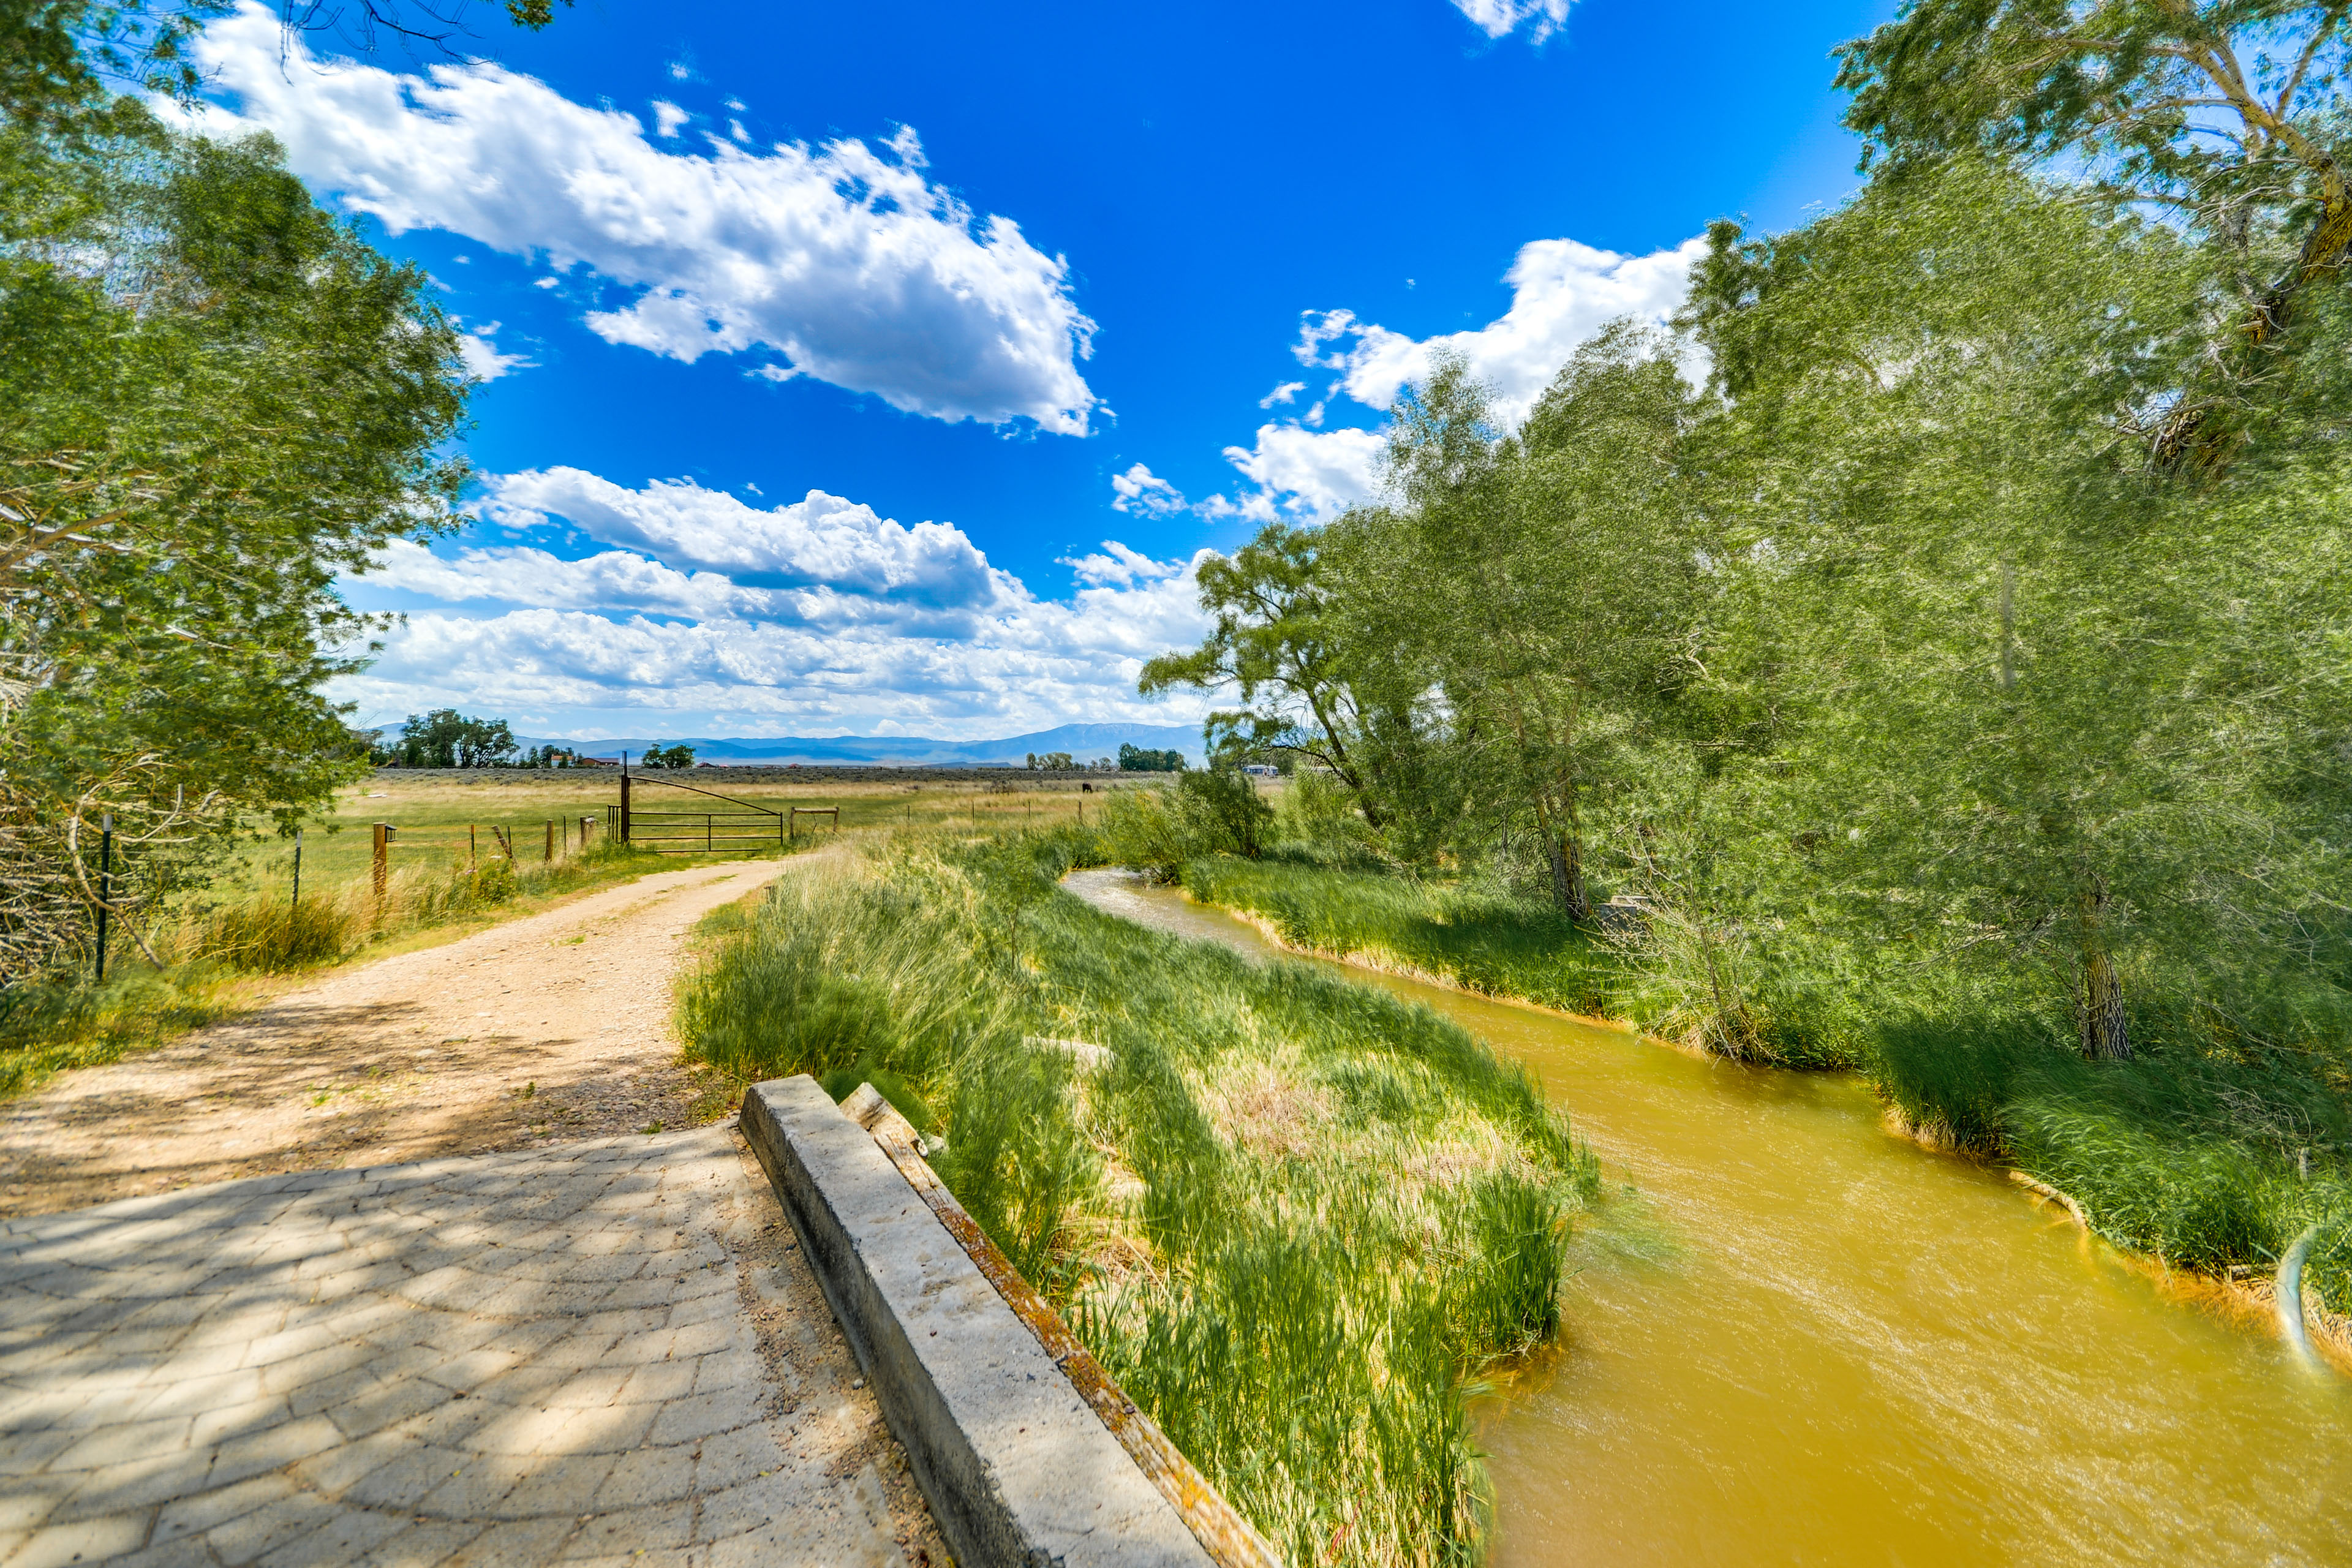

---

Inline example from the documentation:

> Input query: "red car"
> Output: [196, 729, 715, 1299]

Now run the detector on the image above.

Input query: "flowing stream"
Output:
[1061, 869, 2352, 1566]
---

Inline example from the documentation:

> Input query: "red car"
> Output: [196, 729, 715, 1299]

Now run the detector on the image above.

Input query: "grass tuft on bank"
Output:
[676, 826, 1596, 1566]
[1183, 854, 1622, 1019]
[1873, 1009, 2352, 1314]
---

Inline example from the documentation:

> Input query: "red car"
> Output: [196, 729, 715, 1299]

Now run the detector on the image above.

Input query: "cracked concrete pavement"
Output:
[0, 1126, 948, 1567]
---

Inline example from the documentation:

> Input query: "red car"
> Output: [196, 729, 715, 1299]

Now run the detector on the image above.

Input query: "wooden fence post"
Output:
[372, 822, 394, 916]
[545, 820, 554, 862]
[94, 813, 113, 983]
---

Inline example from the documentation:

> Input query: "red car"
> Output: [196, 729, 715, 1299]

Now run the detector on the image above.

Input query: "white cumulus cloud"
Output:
[454, 319, 530, 382]
[178, 4, 1098, 433]
[478, 468, 1018, 610]
[1198, 424, 1387, 524]
[1109, 462, 1186, 518]
[1449, 0, 1574, 41]
[1297, 235, 1708, 429]
[338, 470, 1219, 735]
[1060, 540, 1182, 587]
[1199, 233, 1704, 522]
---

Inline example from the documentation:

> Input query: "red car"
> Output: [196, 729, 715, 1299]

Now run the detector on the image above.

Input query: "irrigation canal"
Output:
[1061, 869, 2352, 1566]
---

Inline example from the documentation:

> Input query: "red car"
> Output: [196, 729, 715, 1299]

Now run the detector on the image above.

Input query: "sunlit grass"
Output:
[676, 826, 1596, 1566]
[1183, 854, 1623, 1018]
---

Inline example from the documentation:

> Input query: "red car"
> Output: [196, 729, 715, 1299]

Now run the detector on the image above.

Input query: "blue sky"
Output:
[177, 0, 1890, 741]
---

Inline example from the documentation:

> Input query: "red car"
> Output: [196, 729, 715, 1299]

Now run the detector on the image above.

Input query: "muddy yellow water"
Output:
[1062, 870, 2352, 1566]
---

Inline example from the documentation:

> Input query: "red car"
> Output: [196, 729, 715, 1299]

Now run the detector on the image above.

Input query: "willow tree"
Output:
[1836, 1, 2352, 466]
[1368, 331, 1703, 921]
[1688, 157, 2351, 1060]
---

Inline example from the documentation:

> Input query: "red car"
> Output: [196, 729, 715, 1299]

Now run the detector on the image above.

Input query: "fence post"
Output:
[94, 813, 113, 983]
[706, 813, 712, 853]
[620, 753, 632, 845]
[290, 827, 303, 928]
[372, 822, 394, 918]
[582, 815, 595, 847]
[545, 820, 554, 862]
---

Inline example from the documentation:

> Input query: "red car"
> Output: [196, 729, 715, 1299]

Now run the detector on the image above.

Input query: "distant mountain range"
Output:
[375, 721, 1207, 767]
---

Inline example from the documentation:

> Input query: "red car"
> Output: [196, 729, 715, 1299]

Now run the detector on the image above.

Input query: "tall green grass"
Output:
[1183, 854, 1623, 1018]
[676, 826, 1596, 1566]
[1875, 1010, 2352, 1314]
[0, 966, 240, 1099]
[195, 836, 678, 973]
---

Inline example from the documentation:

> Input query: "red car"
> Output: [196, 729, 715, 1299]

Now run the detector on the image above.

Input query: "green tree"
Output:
[0, 100, 469, 979]
[1116, 742, 1186, 772]
[1368, 333, 1705, 920]
[1834, 1, 2352, 465]
[393, 711, 516, 768]
[1687, 158, 2351, 1060]
[1137, 524, 1379, 802]
[1138, 521, 1450, 833]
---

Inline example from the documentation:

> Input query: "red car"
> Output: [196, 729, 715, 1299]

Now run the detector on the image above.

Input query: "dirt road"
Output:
[0, 857, 800, 1221]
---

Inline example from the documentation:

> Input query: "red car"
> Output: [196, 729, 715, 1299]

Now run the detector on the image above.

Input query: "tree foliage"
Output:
[1147, 155, 2351, 1074]
[383, 711, 517, 768]
[1835, 1, 2352, 464]
[1117, 743, 1186, 772]
[0, 68, 469, 982]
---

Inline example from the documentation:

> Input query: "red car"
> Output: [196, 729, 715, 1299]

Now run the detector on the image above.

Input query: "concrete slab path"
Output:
[0, 1125, 949, 1568]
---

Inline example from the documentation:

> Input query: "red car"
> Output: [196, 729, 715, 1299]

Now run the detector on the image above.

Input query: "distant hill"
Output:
[373, 720, 1207, 767]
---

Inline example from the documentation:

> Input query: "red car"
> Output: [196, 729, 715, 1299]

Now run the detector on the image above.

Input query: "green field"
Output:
[235, 771, 1131, 892]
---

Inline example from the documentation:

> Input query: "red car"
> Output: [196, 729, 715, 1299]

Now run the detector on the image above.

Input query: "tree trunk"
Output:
[2076, 886, 2130, 1060]
[2158, 192, 2352, 475]
[1545, 829, 1592, 924]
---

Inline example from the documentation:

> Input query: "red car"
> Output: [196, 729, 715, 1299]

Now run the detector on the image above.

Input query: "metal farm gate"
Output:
[605, 767, 835, 853]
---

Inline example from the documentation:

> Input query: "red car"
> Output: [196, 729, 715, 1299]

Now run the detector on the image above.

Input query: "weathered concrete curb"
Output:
[740, 1076, 1224, 1568]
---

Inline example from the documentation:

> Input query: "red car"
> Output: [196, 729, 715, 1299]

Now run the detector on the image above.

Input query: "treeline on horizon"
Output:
[1145, 7, 2352, 1272]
